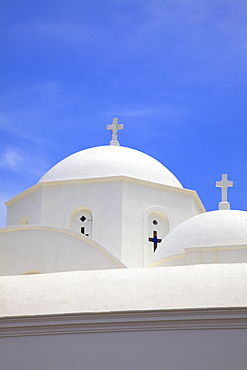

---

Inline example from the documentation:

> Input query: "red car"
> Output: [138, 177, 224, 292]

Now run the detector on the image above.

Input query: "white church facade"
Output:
[0, 120, 247, 369]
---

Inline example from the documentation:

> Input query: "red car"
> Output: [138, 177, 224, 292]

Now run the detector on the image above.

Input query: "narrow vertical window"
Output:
[148, 212, 169, 253]
[71, 209, 92, 237]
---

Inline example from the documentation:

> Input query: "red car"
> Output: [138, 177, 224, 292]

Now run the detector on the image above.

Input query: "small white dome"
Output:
[153, 210, 247, 263]
[39, 145, 182, 187]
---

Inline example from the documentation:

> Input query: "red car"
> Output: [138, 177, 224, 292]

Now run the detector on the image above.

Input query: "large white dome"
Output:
[153, 210, 247, 264]
[39, 145, 182, 187]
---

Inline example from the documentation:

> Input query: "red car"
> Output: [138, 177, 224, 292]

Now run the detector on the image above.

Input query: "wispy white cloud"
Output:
[0, 146, 48, 178]
[106, 103, 192, 125]
[36, 80, 63, 96]
[37, 22, 96, 43]
[2, 1, 246, 88]
[0, 146, 25, 171]
[140, 1, 247, 75]
[9, 19, 97, 46]
[4, 1, 247, 57]
[109, 108, 156, 118]
[0, 80, 65, 143]
[101, 1, 247, 85]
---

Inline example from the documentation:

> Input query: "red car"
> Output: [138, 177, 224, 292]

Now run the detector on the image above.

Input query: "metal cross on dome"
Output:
[148, 231, 162, 252]
[216, 174, 233, 210]
[107, 118, 124, 146]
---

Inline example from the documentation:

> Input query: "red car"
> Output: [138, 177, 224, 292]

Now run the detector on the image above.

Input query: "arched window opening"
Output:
[71, 209, 93, 237]
[148, 212, 169, 253]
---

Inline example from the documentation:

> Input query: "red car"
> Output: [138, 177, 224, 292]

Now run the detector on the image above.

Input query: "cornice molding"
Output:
[5, 176, 205, 212]
[0, 308, 246, 338]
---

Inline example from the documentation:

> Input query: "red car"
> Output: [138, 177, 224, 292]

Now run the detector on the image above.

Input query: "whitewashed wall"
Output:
[0, 309, 246, 370]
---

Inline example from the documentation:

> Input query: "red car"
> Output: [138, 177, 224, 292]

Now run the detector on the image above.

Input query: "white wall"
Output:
[6, 186, 43, 226]
[6, 178, 204, 268]
[1, 309, 246, 370]
[120, 180, 203, 267]
[1, 264, 246, 369]
[0, 226, 125, 276]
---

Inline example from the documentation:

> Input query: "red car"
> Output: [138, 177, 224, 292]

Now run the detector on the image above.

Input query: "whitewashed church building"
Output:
[0, 119, 247, 369]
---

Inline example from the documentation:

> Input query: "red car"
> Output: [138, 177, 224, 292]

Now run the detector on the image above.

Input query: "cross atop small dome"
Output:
[216, 174, 233, 210]
[106, 118, 124, 146]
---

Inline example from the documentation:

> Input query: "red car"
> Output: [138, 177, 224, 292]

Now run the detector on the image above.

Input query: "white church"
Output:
[0, 119, 246, 369]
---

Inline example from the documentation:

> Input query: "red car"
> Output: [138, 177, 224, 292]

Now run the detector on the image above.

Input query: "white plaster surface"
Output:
[0, 226, 125, 276]
[39, 145, 183, 187]
[0, 263, 246, 317]
[5, 178, 203, 268]
[1, 143, 247, 370]
[1, 321, 247, 370]
[153, 210, 247, 263]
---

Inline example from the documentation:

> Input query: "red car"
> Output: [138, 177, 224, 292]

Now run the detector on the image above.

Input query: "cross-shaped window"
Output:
[148, 231, 162, 252]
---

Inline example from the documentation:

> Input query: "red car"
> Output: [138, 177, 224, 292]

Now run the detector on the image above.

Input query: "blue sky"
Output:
[0, 0, 246, 226]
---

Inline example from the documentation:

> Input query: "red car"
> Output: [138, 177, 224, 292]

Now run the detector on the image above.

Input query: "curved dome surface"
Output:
[153, 210, 247, 263]
[39, 145, 182, 187]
